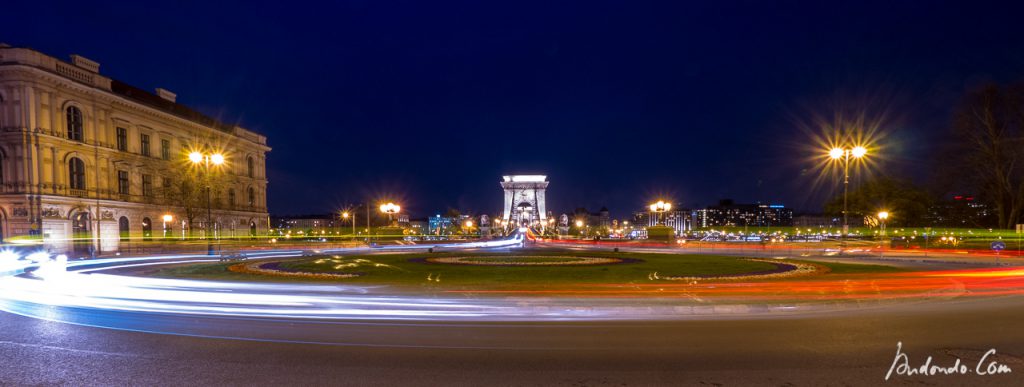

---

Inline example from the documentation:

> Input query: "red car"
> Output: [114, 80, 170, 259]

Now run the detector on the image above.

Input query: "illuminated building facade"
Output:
[693, 200, 793, 228]
[0, 45, 270, 254]
[633, 208, 692, 234]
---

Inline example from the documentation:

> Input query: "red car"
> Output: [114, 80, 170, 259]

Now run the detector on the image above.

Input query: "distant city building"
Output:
[576, 207, 611, 228]
[927, 195, 993, 227]
[408, 218, 427, 233]
[792, 214, 838, 228]
[693, 199, 793, 228]
[271, 214, 336, 232]
[633, 208, 691, 234]
[428, 213, 470, 235]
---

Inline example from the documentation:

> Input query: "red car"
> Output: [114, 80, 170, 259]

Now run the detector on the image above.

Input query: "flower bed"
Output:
[229, 261, 360, 279]
[422, 256, 628, 266]
[659, 259, 823, 281]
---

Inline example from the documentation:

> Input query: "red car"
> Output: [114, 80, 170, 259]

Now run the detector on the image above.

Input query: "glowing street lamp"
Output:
[188, 151, 226, 255]
[379, 202, 401, 226]
[878, 211, 889, 237]
[828, 145, 868, 246]
[649, 200, 672, 225]
[162, 214, 173, 239]
[341, 211, 355, 238]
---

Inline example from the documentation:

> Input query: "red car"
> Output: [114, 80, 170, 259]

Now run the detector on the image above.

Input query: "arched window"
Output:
[247, 157, 255, 178]
[142, 217, 152, 241]
[228, 188, 236, 208]
[68, 157, 86, 190]
[247, 187, 255, 207]
[66, 106, 84, 141]
[118, 216, 130, 241]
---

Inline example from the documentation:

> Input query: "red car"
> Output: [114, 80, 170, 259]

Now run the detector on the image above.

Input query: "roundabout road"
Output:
[2, 296, 1023, 385]
[1, 240, 1023, 385]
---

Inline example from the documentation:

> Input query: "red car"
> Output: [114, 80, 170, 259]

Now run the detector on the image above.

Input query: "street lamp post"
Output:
[189, 151, 225, 256]
[575, 219, 585, 240]
[829, 146, 867, 248]
[649, 200, 672, 226]
[379, 202, 401, 227]
[162, 214, 173, 239]
[341, 211, 354, 240]
[878, 211, 889, 238]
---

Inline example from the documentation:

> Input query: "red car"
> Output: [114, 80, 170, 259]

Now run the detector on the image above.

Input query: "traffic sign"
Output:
[991, 241, 1007, 251]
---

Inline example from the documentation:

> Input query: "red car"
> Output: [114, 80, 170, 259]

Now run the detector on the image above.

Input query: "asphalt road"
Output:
[2, 295, 1023, 386]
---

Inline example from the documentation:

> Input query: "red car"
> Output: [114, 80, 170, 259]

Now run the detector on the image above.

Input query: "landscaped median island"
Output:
[154, 249, 907, 293]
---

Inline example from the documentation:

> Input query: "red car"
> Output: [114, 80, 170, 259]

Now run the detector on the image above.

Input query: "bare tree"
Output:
[160, 165, 229, 234]
[951, 83, 1024, 229]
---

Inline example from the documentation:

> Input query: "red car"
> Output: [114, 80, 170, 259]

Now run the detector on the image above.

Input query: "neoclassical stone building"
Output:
[0, 44, 270, 255]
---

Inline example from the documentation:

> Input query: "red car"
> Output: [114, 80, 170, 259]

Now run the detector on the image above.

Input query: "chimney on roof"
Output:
[155, 88, 177, 103]
[69, 54, 100, 73]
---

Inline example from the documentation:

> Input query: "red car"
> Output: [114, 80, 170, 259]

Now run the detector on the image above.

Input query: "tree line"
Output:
[825, 82, 1024, 229]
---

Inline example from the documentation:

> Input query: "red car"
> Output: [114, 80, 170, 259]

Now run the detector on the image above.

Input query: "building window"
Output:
[142, 217, 152, 241]
[116, 127, 128, 151]
[228, 188, 236, 208]
[160, 139, 170, 160]
[118, 170, 129, 195]
[66, 106, 84, 142]
[68, 157, 86, 190]
[118, 216, 130, 241]
[142, 174, 153, 197]
[247, 187, 255, 207]
[247, 157, 255, 178]
[140, 134, 151, 156]
[161, 177, 171, 198]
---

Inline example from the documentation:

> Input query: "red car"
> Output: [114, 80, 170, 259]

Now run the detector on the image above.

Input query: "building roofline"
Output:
[0, 45, 266, 141]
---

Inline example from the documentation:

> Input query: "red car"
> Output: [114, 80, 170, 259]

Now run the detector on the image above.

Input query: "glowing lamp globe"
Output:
[851, 146, 867, 158]
[829, 147, 844, 160]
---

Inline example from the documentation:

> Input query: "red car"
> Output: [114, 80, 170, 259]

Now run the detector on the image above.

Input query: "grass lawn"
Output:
[790, 259, 908, 274]
[155, 249, 907, 290]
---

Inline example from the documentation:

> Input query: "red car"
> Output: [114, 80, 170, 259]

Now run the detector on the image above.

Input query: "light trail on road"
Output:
[1, 232, 1023, 345]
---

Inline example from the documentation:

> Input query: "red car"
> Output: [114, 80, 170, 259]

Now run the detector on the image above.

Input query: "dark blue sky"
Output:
[5, 1, 1024, 218]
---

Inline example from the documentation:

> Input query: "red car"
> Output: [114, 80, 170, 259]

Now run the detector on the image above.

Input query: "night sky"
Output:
[5, 1, 1024, 218]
